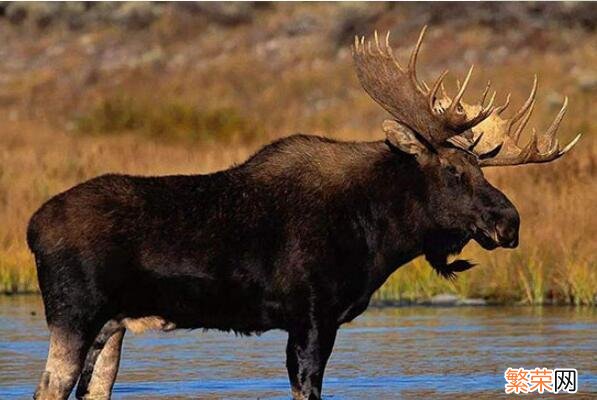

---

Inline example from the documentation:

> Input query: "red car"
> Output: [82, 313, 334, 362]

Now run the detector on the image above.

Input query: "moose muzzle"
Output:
[495, 209, 520, 248]
[474, 207, 520, 250]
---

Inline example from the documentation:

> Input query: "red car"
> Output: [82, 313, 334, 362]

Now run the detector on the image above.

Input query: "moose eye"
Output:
[446, 165, 458, 175]
[445, 165, 465, 184]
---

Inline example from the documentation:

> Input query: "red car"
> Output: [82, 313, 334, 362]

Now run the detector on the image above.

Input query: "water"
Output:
[0, 296, 595, 399]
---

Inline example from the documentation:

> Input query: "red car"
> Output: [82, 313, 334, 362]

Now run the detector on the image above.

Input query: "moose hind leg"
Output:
[76, 321, 125, 399]
[34, 327, 91, 400]
[286, 324, 338, 400]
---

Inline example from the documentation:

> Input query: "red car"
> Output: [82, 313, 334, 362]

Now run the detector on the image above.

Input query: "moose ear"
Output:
[382, 120, 429, 158]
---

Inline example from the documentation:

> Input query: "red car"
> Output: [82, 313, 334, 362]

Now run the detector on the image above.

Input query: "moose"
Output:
[28, 27, 580, 400]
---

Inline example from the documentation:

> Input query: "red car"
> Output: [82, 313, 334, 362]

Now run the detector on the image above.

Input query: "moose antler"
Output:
[353, 26, 581, 166]
[468, 76, 582, 166]
[352, 26, 496, 145]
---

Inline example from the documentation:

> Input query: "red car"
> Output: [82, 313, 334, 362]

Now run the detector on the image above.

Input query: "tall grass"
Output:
[0, 14, 594, 304]
[1, 116, 594, 303]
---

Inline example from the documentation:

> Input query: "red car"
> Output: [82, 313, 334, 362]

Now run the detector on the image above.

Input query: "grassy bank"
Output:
[0, 5, 594, 304]
[1, 118, 594, 304]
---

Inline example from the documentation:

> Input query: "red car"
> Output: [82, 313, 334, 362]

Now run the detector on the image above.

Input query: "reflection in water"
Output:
[0, 296, 595, 399]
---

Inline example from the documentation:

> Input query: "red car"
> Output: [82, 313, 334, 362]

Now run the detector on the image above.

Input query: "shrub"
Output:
[75, 96, 263, 143]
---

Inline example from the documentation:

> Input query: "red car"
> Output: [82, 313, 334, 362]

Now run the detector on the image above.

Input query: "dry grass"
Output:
[0, 6, 594, 303]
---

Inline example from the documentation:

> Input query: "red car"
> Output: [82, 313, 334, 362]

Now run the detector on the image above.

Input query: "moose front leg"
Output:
[285, 323, 338, 400]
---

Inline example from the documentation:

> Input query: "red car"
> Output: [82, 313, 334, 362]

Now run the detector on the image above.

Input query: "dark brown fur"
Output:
[28, 134, 519, 399]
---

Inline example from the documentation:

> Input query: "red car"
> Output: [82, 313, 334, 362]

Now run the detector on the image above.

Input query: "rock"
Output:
[373, 298, 414, 307]
[113, 2, 160, 30]
[8, 109, 19, 122]
[488, 46, 510, 63]
[139, 48, 165, 66]
[329, 4, 384, 49]
[429, 293, 459, 306]
[4, 2, 63, 29]
[5, 2, 28, 25]
[4, 2, 103, 29]
[457, 298, 487, 306]
[181, 2, 254, 26]
[85, 2, 121, 24]
[576, 73, 597, 92]
[62, 2, 88, 30]
[285, 14, 319, 36]
[545, 2, 596, 30]
[546, 91, 565, 110]
[33, 3, 64, 29]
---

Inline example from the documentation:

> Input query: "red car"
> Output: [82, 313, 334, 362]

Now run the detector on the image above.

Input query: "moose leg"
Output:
[76, 321, 125, 399]
[34, 326, 93, 400]
[286, 323, 338, 400]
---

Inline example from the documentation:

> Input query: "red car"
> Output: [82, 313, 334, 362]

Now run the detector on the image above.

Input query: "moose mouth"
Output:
[472, 225, 500, 250]
[471, 223, 518, 250]
[426, 222, 519, 279]
[424, 222, 514, 279]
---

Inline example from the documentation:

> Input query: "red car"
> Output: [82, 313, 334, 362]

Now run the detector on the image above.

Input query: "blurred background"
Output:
[0, 2, 595, 305]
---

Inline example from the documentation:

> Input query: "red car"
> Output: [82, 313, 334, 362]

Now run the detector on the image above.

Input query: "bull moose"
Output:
[29, 27, 580, 400]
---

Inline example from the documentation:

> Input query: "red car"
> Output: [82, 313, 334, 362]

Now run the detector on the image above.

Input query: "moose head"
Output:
[352, 27, 581, 277]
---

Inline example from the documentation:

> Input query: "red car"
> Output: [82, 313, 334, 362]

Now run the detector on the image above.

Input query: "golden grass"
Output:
[1, 115, 594, 303]
[0, 13, 594, 304]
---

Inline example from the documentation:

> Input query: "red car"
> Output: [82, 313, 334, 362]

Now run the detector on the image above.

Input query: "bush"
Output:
[75, 96, 263, 143]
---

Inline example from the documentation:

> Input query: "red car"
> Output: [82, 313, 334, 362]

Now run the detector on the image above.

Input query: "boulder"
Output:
[576, 73, 597, 92]
[457, 298, 487, 306]
[429, 294, 459, 306]
[285, 14, 319, 37]
[113, 2, 160, 30]
[329, 4, 384, 49]
[180, 2, 254, 26]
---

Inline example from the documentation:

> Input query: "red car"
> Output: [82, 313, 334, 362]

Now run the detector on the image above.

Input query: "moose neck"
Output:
[243, 135, 438, 292]
[346, 141, 435, 291]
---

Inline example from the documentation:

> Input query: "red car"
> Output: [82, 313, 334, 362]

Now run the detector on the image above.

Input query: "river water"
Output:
[0, 296, 595, 399]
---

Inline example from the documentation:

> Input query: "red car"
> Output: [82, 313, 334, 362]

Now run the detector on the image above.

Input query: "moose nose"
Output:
[495, 212, 520, 248]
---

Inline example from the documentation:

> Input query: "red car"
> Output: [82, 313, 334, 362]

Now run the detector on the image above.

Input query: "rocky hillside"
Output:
[0, 2, 595, 139]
